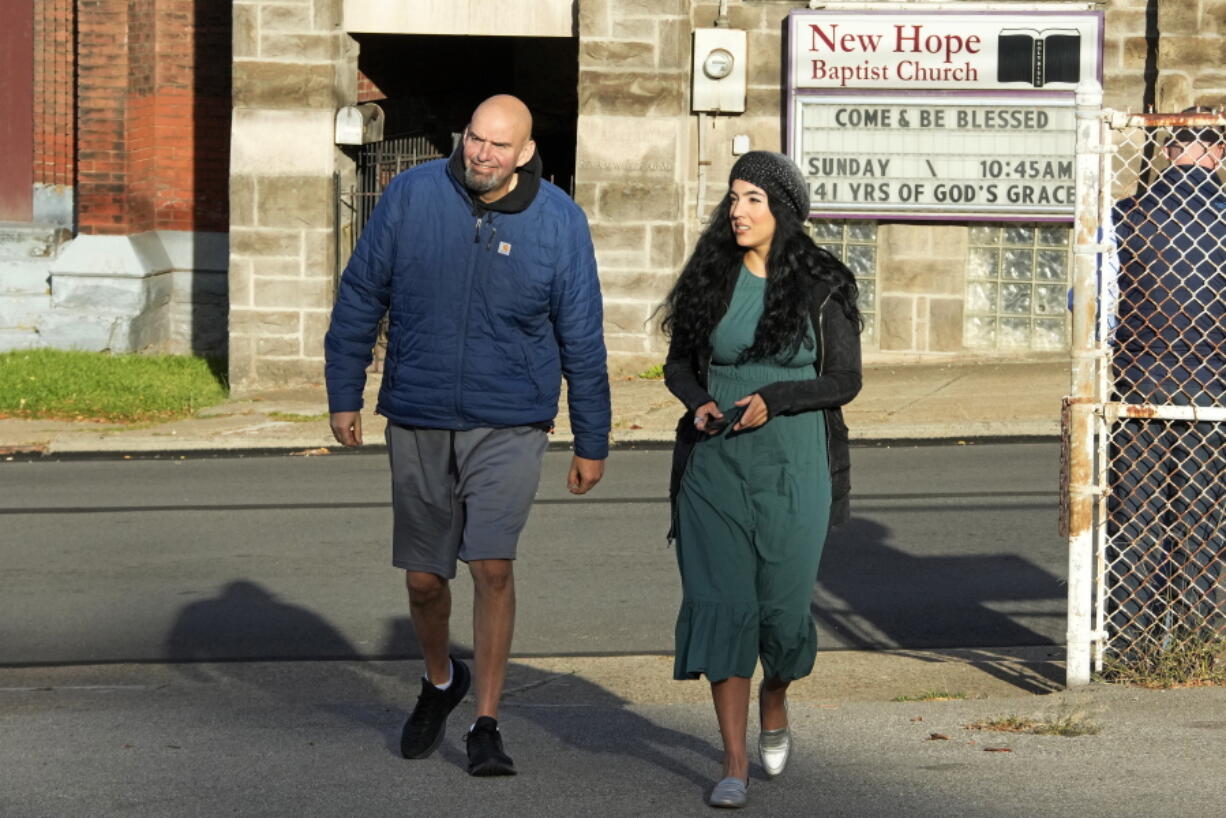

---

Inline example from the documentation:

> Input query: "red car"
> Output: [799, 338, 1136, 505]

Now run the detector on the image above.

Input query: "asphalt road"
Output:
[7, 443, 1224, 818]
[0, 442, 1064, 666]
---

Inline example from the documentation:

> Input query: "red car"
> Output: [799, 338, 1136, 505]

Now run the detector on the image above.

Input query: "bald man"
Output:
[325, 95, 610, 776]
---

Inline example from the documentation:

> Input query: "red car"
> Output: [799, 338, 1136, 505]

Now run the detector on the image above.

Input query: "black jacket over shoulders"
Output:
[663, 270, 862, 533]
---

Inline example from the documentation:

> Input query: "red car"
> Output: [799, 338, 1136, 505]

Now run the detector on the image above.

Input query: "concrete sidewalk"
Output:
[2, 657, 1222, 817]
[0, 358, 1069, 456]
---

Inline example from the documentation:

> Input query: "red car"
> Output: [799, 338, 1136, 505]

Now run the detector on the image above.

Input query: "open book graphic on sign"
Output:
[997, 28, 1081, 87]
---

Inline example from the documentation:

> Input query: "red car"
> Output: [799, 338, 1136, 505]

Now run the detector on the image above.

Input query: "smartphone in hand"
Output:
[704, 404, 744, 434]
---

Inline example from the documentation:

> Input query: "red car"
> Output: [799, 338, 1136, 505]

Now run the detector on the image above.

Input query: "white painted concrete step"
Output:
[0, 327, 42, 352]
[35, 310, 124, 352]
[0, 223, 69, 261]
[0, 293, 52, 329]
[0, 259, 53, 294]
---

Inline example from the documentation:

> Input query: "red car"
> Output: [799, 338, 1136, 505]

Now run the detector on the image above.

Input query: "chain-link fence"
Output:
[1065, 95, 1226, 685]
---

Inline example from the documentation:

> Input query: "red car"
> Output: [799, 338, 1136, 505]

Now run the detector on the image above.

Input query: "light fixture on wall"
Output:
[334, 103, 385, 146]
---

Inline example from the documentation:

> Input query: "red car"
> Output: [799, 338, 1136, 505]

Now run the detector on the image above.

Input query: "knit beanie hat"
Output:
[728, 151, 811, 219]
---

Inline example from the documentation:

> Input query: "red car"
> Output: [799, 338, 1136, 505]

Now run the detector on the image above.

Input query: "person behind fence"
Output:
[1108, 106, 1226, 642]
[659, 151, 861, 809]
[324, 94, 610, 776]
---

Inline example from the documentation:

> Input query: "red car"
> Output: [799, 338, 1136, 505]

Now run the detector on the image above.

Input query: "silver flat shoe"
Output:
[707, 776, 748, 809]
[758, 727, 791, 778]
[759, 690, 791, 778]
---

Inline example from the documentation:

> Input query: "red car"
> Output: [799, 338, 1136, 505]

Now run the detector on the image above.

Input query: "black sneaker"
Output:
[400, 656, 471, 759]
[465, 716, 517, 776]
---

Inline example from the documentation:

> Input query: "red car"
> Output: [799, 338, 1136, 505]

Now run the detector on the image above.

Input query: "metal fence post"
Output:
[1066, 80, 1104, 687]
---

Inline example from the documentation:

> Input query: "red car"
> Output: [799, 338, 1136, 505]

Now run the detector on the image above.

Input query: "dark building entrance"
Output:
[352, 33, 580, 194]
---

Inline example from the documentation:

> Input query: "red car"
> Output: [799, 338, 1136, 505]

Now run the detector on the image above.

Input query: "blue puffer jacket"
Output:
[1114, 164, 1226, 404]
[325, 152, 611, 459]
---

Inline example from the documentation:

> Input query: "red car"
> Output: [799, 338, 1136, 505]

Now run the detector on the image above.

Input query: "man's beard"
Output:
[464, 163, 508, 194]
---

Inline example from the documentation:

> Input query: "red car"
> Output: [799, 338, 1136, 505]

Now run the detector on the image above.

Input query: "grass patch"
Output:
[637, 363, 665, 380]
[1098, 627, 1226, 689]
[966, 714, 1100, 737]
[267, 411, 329, 423]
[892, 689, 968, 702]
[0, 349, 228, 423]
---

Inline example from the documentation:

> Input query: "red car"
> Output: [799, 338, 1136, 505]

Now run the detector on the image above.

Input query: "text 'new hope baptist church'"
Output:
[805, 22, 984, 86]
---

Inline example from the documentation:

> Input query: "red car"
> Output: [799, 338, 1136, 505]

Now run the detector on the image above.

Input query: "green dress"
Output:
[674, 265, 832, 683]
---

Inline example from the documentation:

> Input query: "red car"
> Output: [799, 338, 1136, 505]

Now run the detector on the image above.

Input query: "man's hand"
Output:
[330, 411, 363, 447]
[567, 455, 605, 495]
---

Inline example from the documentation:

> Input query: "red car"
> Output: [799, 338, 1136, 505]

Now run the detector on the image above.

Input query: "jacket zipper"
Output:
[457, 214, 484, 419]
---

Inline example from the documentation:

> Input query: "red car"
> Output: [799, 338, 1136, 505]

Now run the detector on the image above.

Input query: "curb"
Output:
[1, 433, 1062, 462]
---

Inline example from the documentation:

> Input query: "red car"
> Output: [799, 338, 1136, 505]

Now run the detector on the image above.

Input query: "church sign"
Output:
[787, 10, 1103, 220]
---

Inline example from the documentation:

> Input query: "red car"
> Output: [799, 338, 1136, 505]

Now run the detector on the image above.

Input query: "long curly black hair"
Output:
[660, 191, 862, 363]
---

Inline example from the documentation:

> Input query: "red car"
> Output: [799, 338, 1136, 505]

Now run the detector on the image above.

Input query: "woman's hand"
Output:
[732, 393, 769, 431]
[693, 401, 724, 435]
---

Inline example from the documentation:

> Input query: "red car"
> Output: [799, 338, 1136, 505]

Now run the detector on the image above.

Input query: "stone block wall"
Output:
[228, 0, 354, 393]
[1102, 0, 1226, 142]
[875, 223, 968, 355]
[1105, 0, 1226, 113]
[223, 0, 1226, 386]
[576, 0, 692, 374]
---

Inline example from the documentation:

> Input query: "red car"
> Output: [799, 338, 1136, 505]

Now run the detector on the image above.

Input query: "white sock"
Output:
[425, 659, 453, 691]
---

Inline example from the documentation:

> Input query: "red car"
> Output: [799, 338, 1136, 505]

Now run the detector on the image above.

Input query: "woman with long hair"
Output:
[660, 151, 862, 808]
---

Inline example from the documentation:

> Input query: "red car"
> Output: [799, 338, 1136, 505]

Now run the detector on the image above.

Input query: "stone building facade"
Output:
[213, 0, 1226, 390]
[228, 0, 352, 387]
[5, 1, 1224, 387]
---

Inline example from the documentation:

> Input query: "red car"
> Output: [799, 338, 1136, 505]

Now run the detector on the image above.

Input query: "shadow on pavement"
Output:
[165, 580, 360, 665]
[163, 581, 721, 783]
[814, 518, 1065, 693]
[164, 579, 402, 746]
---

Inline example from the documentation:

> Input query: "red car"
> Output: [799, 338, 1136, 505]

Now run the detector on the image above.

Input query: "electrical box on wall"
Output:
[692, 28, 746, 113]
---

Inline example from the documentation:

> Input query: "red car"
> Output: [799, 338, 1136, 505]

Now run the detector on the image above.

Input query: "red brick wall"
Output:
[33, 0, 73, 191]
[74, 0, 231, 236]
[76, 0, 132, 233]
[357, 70, 386, 103]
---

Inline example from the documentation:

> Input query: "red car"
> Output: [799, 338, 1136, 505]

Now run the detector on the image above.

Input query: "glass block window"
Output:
[810, 220, 878, 346]
[965, 223, 1071, 351]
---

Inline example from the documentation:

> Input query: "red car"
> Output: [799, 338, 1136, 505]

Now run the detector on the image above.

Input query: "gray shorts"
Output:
[385, 424, 548, 578]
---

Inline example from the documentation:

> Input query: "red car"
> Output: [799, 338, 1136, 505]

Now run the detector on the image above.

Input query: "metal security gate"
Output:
[334, 133, 450, 290]
[1065, 90, 1226, 686]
